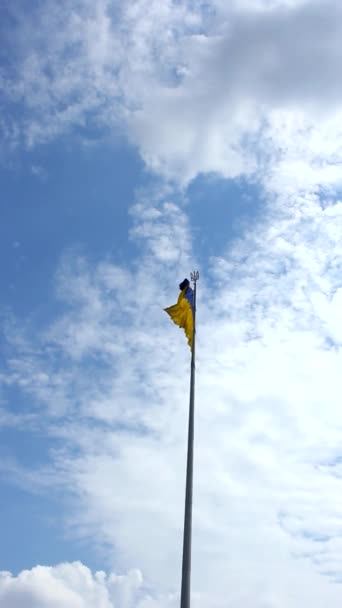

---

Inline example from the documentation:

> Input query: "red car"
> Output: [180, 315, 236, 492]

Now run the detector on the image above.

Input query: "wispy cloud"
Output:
[3, 1, 342, 184]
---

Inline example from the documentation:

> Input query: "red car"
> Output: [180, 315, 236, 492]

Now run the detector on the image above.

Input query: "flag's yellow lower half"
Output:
[164, 288, 194, 349]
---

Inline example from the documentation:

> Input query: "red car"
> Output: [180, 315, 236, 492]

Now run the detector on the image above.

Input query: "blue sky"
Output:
[1, 140, 142, 316]
[2, 1, 342, 607]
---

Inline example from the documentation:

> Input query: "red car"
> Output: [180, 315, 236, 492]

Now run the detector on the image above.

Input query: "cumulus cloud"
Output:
[0, 562, 149, 608]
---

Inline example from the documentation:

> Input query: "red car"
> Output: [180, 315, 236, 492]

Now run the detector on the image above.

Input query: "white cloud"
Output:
[3, 0, 342, 185]
[0, 562, 149, 608]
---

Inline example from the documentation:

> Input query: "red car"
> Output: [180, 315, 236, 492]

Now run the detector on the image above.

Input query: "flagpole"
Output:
[180, 270, 199, 608]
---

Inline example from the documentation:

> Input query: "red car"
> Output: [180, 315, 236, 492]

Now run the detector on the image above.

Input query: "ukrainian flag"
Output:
[164, 279, 194, 349]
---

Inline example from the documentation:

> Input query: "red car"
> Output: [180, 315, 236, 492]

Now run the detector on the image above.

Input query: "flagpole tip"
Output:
[190, 271, 199, 283]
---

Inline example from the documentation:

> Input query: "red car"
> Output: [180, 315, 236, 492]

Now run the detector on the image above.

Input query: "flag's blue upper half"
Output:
[184, 286, 194, 310]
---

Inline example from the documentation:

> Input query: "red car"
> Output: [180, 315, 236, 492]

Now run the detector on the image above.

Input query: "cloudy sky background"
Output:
[1, 0, 342, 606]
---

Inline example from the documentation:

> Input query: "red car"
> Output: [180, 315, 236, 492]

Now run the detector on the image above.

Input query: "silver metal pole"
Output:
[180, 270, 199, 608]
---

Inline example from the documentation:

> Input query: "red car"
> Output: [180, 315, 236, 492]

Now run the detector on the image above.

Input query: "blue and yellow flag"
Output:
[164, 279, 194, 349]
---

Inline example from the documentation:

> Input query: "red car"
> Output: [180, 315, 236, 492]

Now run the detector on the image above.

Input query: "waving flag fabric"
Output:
[164, 279, 194, 349]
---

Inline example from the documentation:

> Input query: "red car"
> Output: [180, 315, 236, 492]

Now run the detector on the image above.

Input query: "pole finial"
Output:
[190, 271, 199, 284]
